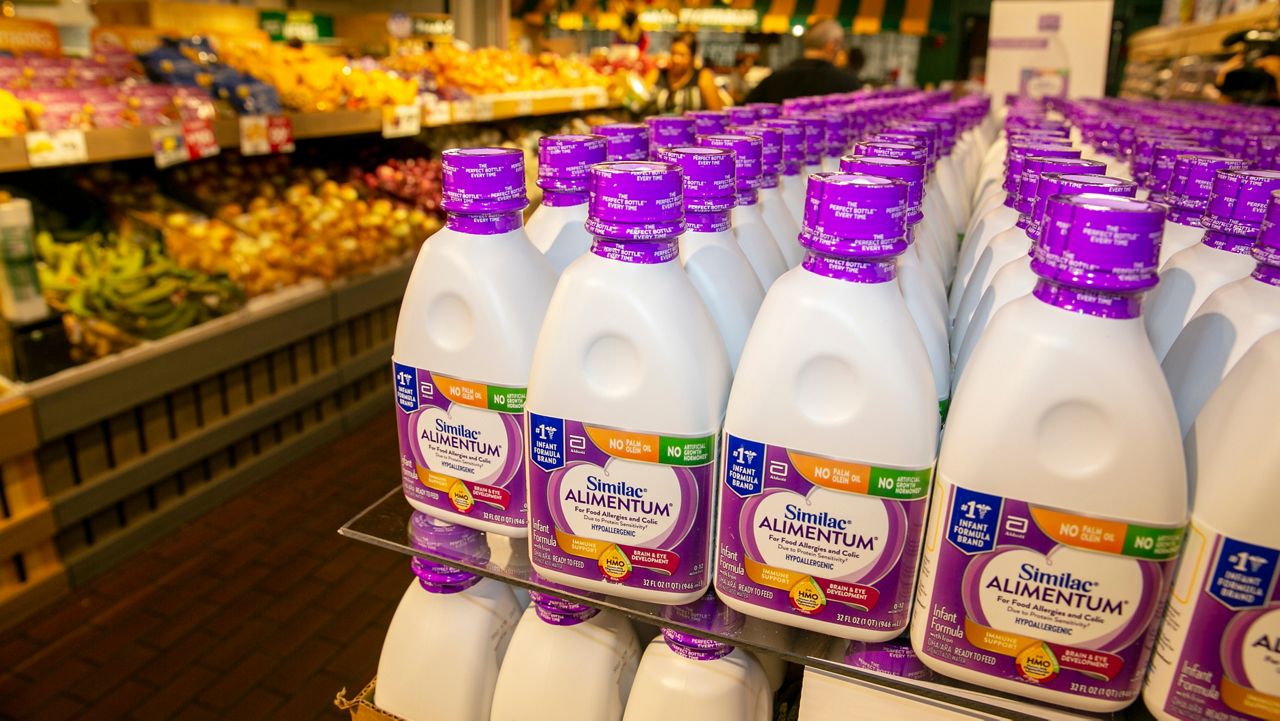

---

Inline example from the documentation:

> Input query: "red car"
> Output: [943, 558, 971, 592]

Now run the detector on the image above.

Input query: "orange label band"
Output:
[1222, 676, 1280, 721]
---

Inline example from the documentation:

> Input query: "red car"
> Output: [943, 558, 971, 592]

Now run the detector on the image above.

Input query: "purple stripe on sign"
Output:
[989, 37, 1050, 49]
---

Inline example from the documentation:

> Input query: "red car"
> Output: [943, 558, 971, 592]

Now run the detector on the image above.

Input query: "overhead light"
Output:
[791, 24, 804, 37]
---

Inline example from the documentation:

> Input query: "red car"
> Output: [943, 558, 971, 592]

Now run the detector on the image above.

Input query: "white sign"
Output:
[382, 104, 422, 138]
[24, 130, 87, 167]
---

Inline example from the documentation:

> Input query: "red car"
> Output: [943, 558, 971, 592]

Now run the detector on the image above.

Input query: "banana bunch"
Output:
[37, 232, 246, 341]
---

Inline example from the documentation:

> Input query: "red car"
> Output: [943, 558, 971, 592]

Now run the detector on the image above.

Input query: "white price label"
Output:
[240, 115, 295, 155]
[423, 97, 451, 126]
[382, 104, 422, 138]
[150, 125, 188, 169]
[24, 130, 88, 167]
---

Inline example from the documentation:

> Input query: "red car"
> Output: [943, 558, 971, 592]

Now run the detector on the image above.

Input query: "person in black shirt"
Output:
[744, 19, 861, 104]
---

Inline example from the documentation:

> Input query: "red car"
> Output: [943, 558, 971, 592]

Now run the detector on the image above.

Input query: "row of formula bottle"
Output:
[950, 96, 1280, 440]
[389, 89, 1279, 715]
[374, 513, 785, 721]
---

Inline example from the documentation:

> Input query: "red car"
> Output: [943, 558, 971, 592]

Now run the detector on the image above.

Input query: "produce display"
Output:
[141, 36, 280, 116]
[218, 40, 418, 112]
[386, 46, 608, 99]
[36, 232, 244, 359]
[359, 157, 444, 216]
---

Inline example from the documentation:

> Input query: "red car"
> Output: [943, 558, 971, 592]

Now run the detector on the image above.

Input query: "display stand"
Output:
[339, 487, 1142, 721]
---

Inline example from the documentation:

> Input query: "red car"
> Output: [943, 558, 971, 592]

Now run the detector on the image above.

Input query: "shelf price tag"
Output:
[422, 96, 451, 126]
[239, 115, 295, 156]
[24, 129, 88, 167]
[382, 104, 422, 138]
[183, 119, 220, 161]
[150, 124, 187, 168]
[450, 100, 475, 123]
[515, 97, 534, 116]
[570, 92, 587, 111]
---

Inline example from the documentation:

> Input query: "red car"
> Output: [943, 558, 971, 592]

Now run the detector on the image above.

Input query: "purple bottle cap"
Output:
[1259, 135, 1280, 170]
[528, 591, 601, 626]
[1017, 156, 1106, 215]
[800, 173, 909, 259]
[843, 641, 932, 680]
[1253, 191, 1280, 275]
[593, 123, 650, 161]
[698, 133, 763, 190]
[1165, 155, 1250, 220]
[1204, 170, 1280, 237]
[817, 112, 851, 158]
[797, 115, 827, 165]
[1004, 143, 1081, 194]
[537, 134, 608, 192]
[761, 118, 805, 174]
[441, 147, 528, 214]
[855, 140, 929, 166]
[1149, 144, 1215, 197]
[660, 593, 743, 661]
[407, 513, 490, 593]
[727, 125, 783, 183]
[645, 116, 697, 157]
[687, 110, 729, 135]
[839, 155, 925, 224]
[748, 102, 781, 119]
[658, 146, 736, 213]
[726, 106, 758, 125]
[585, 161, 685, 241]
[886, 125, 938, 163]
[1029, 173, 1138, 241]
[1032, 194, 1165, 293]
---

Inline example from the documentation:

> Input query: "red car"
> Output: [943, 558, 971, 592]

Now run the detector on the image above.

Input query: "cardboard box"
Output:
[335, 678, 412, 721]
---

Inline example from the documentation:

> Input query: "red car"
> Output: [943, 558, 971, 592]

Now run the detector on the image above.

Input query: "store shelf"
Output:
[1128, 4, 1279, 61]
[0, 88, 616, 174]
[341, 488, 1135, 721]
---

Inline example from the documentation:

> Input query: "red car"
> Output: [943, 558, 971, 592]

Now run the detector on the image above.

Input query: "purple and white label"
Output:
[1148, 520, 1280, 721]
[527, 413, 717, 598]
[394, 360, 527, 530]
[715, 434, 932, 635]
[915, 478, 1183, 705]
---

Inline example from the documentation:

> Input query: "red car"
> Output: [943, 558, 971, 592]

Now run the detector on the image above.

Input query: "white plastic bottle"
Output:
[395, 148, 556, 536]
[490, 589, 641, 721]
[526, 134, 608, 274]
[969, 130, 1072, 235]
[951, 142, 1081, 320]
[911, 194, 1188, 711]
[1142, 332, 1280, 721]
[841, 153, 951, 417]
[862, 137, 949, 294]
[646, 115, 696, 159]
[760, 118, 808, 230]
[698, 133, 788, 289]
[716, 173, 938, 641]
[919, 110, 972, 230]
[953, 172, 1138, 385]
[881, 125, 960, 264]
[525, 162, 732, 604]
[951, 156, 1107, 355]
[594, 123, 650, 161]
[659, 146, 765, 370]
[376, 514, 521, 721]
[1158, 155, 1250, 269]
[1146, 170, 1280, 360]
[1162, 194, 1280, 436]
[727, 124, 803, 267]
[622, 597, 772, 721]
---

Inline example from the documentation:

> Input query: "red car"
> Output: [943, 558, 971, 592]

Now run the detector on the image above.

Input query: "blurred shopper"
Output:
[647, 32, 724, 112]
[726, 51, 758, 104]
[744, 19, 859, 104]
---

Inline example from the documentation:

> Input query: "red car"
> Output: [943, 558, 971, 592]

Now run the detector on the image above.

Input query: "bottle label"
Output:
[527, 412, 716, 596]
[715, 434, 932, 633]
[1150, 519, 1280, 721]
[916, 478, 1184, 704]
[393, 361, 527, 530]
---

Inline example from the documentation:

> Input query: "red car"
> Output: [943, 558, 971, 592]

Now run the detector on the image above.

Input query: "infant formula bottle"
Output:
[761, 118, 808, 229]
[659, 146, 765, 371]
[1143, 331, 1280, 721]
[1158, 155, 1249, 269]
[797, 115, 826, 178]
[699, 133, 788, 289]
[911, 194, 1188, 711]
[525, 162, 732, 604]
[728, 124, 803, 267]
[716, 172, 938, 641]
[376, 514, 521, 721]
[646, 116, 696, 159]
[595, 123, 650, 161]
[394, 147, 555, 536]
[527, 134, 608, 274]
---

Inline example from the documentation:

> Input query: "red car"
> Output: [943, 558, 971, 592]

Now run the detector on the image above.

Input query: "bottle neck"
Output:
[1166, 205, 1202, 227]
[590, 237, 680, 264]
[530, 592, 600, 626]
[1032, 278, 1142, 320]
[736, 189, 760, 207]
[759, 173, 780, 190]
[802, 251, 898, 284]
[661, 629, 734, 662]
[540, 189, 589, 207]
[411, 556, 482, 594]
[446, 211, 523, 235]
[1202, 229, 1255, 255]
[686, 209, 732, 233]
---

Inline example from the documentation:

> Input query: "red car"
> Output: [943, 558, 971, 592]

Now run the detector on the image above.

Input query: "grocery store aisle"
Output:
[0, 415, 404, 721]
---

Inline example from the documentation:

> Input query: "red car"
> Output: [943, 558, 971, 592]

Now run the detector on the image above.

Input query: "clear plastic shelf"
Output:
[341, 488, 1143, 721]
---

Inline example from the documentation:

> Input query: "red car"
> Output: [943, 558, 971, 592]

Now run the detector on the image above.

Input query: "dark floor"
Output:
[0, 414, 407, 721]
